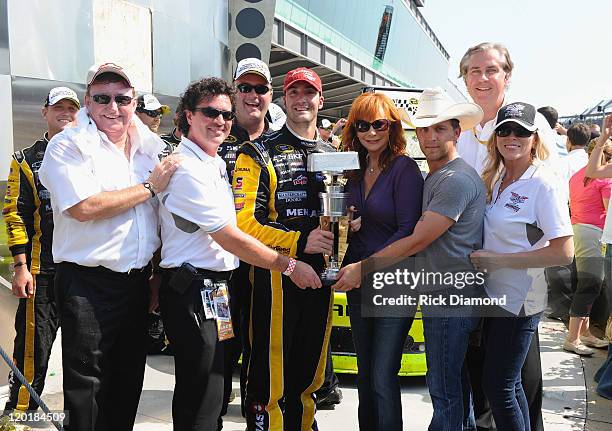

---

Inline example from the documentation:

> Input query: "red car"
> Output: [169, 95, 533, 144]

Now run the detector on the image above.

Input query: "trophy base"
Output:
[321, 269, 340, 287]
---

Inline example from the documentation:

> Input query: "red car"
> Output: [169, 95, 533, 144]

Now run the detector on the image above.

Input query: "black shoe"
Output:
[315, 387, 342, 409]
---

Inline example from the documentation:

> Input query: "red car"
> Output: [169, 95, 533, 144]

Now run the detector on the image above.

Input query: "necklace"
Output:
[365, 154, 379, 174]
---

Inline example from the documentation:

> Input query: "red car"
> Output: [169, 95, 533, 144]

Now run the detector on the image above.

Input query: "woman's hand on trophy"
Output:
[350, 217, 361, 232]
[290, 261, 323, 289]
[331, 262, 362, 291]
[348, 206, 361, 232]
[304, 227, 334, 255]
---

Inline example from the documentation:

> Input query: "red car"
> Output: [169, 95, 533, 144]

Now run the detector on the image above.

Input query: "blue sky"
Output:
[419, 0, 612, 116]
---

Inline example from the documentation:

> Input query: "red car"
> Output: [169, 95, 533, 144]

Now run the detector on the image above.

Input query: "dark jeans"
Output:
[465, 328, 543, 431]
[348, 298, 413, 431]
[423, 314, 480, 431]
[483, 313, 542, 431]
[55, 262, 149, 431]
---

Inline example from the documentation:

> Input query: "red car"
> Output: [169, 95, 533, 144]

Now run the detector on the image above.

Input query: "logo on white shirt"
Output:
[505, 192, 529, 212]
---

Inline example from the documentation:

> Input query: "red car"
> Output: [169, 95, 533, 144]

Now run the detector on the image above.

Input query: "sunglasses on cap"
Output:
[495, 124, 535, 138]
[136, 107, 162, 118]
[193, 106, 236, 121]
[355, 119, 391, 133]
[236, 83, 270, 95]
[91, 94, 134, 106]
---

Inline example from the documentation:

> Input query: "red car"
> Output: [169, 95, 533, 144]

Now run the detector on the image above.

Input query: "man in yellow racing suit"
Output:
[233, 67, 335, 431]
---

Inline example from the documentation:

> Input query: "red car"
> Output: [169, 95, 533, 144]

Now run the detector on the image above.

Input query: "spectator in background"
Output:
[564, 140, 612, 355]
[590, 123, 602, 140]
[566, 123, 591, 179]
[538, 106, 568, 157]
[136, 94, 170, 134]
[160, 106, 183, 148]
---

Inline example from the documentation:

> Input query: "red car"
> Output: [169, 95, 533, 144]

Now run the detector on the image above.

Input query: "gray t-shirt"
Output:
[420, 157, 486, 274]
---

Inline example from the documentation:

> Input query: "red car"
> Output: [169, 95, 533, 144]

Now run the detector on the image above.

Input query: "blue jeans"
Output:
[483, 312, 542, 431]
[347, 299, 413, 431]
[422, 314, 480, 431]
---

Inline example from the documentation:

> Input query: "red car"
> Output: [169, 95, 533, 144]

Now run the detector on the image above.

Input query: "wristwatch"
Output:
[143, 182, 156, 198]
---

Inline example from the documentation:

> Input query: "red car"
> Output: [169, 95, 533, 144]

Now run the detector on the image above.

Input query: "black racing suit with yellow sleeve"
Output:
[232, 125, 334, 431]
[2, 134, 59, 411]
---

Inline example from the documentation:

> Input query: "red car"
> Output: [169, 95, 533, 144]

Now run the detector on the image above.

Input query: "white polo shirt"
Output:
[39, 108, 165, 272]
[483, 163, 573, 315]
[158, 137, 239, 271]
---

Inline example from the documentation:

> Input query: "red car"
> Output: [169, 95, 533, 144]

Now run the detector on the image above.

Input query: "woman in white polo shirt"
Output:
[471, 102, 574, 431]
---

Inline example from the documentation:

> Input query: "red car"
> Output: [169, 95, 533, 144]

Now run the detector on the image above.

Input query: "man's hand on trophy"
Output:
[304, 227, 334, 255]
[290, 261, 323, 289]
[331, 262, 362, 292]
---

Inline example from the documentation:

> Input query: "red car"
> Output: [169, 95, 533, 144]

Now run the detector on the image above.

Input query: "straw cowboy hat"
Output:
[409, 87, 483, 130]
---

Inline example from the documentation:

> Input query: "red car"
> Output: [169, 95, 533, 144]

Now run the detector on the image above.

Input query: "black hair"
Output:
[177, 77, 236, 136]
[537, 106, 558, 129]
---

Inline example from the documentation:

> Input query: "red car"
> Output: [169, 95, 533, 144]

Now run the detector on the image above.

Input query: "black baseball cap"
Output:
[494, 102, 538, 132]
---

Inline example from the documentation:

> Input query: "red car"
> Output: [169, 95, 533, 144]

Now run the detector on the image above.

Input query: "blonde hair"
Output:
[458, 42, 514, 81]
[481, 131, 549, 202]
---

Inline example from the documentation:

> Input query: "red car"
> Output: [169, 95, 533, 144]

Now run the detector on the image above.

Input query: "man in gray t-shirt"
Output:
[421, 156, 485, 273]
[332, 88, 485, 430]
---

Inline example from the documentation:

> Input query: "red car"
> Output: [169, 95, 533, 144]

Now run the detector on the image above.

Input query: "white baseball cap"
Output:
[46, 87, 80, 108]
[137, 94, 170, 115]
[234, 58, 272, 84]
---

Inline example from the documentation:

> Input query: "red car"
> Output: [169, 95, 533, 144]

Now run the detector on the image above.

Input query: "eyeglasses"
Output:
[355, 119, 391, 133]
[236, 83, 270, 95]
[495, 124, 535, 138]
[91, 94, 134, 106]
[136, 108, 162, 118]
[193, 107, 236, 121]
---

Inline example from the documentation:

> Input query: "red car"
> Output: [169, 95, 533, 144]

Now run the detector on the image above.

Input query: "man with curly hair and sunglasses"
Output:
[157, 76, 321, 431]
[38, 62, 180, 431]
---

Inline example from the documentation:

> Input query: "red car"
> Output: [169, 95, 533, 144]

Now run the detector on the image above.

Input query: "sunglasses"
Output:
[495, 124, 534, 138]
[236, 83, 270, 95]
[193, 106, 236, 121]
[355, 119, 391, 133]
[91, 94, 134, 106]
[136, 108, 162, 118]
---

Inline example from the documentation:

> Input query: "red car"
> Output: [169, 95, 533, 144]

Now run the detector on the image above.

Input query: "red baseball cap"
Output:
[283, 67, 323, 94]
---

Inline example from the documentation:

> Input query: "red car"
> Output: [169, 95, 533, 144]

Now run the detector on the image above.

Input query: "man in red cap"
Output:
[232, 67, 335, 430]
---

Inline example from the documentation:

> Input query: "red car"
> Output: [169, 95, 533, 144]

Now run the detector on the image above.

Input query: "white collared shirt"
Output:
[566, 148, 588, 179]
[483, 163, 573, 314]
[39, 108, 165, 272]
[158, 137, 239, 271]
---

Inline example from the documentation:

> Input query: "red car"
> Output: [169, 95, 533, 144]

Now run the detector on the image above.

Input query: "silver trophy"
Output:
[307, 152, 360, 285]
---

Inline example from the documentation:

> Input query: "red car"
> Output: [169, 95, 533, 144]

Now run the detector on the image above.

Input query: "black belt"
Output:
[162, 266, 233, 280]
[62, 262, 152, 277]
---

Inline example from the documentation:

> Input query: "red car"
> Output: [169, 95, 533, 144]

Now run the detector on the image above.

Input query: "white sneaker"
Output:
[580, 334, 609, 349]
[563, 339, 594, 356]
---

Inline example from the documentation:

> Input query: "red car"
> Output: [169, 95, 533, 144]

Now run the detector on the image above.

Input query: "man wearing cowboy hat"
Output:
[333, 87, 486, 430]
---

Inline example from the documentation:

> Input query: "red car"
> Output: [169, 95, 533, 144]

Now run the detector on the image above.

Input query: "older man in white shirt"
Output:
[39, 62, 179, 431]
